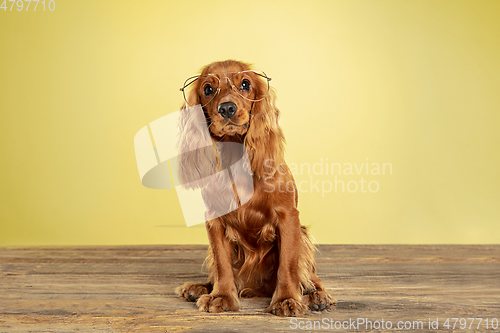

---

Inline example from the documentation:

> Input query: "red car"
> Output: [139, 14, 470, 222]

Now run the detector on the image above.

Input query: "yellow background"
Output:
[1, 0, 499, 246]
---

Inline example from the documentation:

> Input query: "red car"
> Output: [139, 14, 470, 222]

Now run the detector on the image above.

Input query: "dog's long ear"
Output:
[244, 86, 285, 179]
[177, 84, 218, 189]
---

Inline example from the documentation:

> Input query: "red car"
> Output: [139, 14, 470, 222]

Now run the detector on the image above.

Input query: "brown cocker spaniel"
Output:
[175, 60, 335, 316]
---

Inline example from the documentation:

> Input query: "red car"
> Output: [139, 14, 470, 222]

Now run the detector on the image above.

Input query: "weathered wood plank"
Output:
[1, 245, 499, 332]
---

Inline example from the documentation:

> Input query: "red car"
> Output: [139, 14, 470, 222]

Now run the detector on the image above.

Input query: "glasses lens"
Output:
[181, 76, 199, 106]
[182, 75, 221, 107]
[229, 70, 270, 102]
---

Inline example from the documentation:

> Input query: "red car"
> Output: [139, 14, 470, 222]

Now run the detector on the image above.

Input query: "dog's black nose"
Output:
[218, 102, 237, 118]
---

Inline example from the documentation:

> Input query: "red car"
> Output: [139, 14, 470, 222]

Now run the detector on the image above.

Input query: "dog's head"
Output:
[181, 60, 272, 139]
[179, 60, 284, 179]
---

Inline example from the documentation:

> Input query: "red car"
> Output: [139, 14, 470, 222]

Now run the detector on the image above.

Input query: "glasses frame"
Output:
[180, 70, 272, 107]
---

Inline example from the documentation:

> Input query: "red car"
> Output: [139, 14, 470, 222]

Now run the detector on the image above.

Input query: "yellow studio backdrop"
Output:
[0, 1, 499, 246]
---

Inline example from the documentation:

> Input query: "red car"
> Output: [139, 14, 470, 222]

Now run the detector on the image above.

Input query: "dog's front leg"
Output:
[196, 220, 239, 313]
[265, 208, 308, 316]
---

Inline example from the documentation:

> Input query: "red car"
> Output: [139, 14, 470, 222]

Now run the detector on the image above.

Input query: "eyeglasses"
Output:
[180, 70, 272, 107]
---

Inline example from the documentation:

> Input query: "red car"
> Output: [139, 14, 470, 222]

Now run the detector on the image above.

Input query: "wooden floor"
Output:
[0, 245, 499, 332]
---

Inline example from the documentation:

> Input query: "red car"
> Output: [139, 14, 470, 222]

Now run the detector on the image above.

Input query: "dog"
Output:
[175, 60, 335, 316]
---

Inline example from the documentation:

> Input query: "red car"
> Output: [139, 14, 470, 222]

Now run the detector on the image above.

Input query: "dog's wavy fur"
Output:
[175, 60, 335, 316]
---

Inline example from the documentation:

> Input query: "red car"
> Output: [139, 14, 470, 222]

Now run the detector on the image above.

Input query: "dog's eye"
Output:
[240, 79, 251, 92]
[204, 85, 214, 96]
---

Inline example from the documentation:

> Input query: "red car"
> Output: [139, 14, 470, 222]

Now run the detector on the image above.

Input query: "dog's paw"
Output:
[196, 293, 239, 313]
[304, 290, 336, 311]
[265, 298, 308, 317]
[175, 282, 211, 302]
